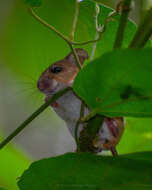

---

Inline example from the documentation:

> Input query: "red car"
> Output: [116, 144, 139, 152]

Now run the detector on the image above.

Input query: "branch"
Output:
[69, 44, 82, 69]
[29, 7, 70, 43]
[90, 3, 101, 61]
[129, 7, 152, 48]
[0, 87, 71, 150]
[70, 0, 79, 40]
[113, 0, 132, 49]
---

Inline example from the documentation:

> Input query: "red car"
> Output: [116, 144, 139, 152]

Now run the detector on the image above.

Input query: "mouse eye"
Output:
[50, 66, 63, 73]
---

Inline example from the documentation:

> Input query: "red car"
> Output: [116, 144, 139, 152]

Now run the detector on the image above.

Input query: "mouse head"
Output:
[37, 48, 88, 96]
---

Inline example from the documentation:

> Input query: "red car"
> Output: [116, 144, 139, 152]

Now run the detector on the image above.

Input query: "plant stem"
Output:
[129, 7, 152, 48]
[29, 7, 70, 43]
[0, 87, 71, 150]
[70, 0, 79, 40]
[69, 44, 82, 69]
[81, 110, 97, 123]
[90, 3, 100, 61]
[113, 0, 132, 49]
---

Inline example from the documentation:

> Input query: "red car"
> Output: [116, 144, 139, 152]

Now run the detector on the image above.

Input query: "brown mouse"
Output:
[37, 48, 124, 155]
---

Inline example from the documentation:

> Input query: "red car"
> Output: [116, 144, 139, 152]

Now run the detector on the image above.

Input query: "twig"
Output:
[29, 7, 70, 43]
[0, 87, 71, 150]
[90, 3, 101, 61]
[113, 0, 132, 49]
[30, 7, 82, 70]
[129, 7, 152, 48]
[69, 44, 82, 69]
[72, 38, 102, 46]
[70, 0, 79, 40]
[81, 110, 97, 123]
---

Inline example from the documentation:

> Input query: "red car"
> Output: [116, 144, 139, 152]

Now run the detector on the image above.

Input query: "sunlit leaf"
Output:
[73, 49, 152, 117]
[18, 152, 152, 190]
[118, 117, 152, 154]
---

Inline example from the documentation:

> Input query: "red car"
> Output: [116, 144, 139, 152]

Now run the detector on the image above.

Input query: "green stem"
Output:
[69, 44, 82, 69]
[81, 110, 97, 123]
[29, 7, 70, 43]
[70, 0, 79, 40]
[90, 3, 100, 61]
[113, 0, 132, 49]
[0, 87, 71, 150]
[72, 37, 102, 46]
[29, 7, 103, 47]
[129, 7, 152, 48]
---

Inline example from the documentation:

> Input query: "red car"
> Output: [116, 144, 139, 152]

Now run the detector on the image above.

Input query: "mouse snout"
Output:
[37, 79, 50, 90]
[37, 77, 58, 94]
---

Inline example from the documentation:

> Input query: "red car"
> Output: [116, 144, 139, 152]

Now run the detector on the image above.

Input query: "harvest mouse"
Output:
[37, 48, 124, 155]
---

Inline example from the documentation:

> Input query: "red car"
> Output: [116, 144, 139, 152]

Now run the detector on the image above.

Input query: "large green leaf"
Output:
[0, 0, 136, 81]
[18, 152, 152, 190]
[73, 48, 152, 117]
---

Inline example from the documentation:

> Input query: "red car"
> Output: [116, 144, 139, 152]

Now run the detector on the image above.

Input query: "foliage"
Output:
[1, 0, 136, 79]
[74, 48, 152, 117]
[1, 0, 152, 189]
[18, 152, 152, 190]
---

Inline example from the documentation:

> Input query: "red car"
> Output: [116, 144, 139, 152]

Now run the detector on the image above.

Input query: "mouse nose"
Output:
[37, 79, 50, 91]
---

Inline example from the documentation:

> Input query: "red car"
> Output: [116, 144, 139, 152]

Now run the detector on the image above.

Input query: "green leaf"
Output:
[0, 0, 136, 82]
[0, 188, 6, 190]
[18, 152, 152, 190]
[24, 0, 42, 7]
[73, 48, 152, 117]
[118, 117, 152, 154]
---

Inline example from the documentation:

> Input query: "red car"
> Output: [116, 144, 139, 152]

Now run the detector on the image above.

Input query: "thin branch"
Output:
[29, 7, 71, 43]
[80, 110, 97, 123]
[0, 87, 71, 150]
[29, 7, 82, 70]
[113, 0, 132, 49]
[70, 0, 79, 40]
[69, 44, 82, 69]
[72, 37, 102, 46]
[90, 3, 101, 61]
[129, 7, 152, 48]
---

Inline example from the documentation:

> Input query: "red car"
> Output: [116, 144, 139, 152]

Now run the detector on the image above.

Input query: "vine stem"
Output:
[129, 7, 152, 48]
[113, 0, 132, 49]
[29, 7, 70, 43]
[0, 88, 71, 150]
[29, 7, 82, 70]
[70, 0, 79, 40]
[90, 3, 100, 61]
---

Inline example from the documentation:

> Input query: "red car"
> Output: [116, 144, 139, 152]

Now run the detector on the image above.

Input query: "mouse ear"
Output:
[66, 48, 88, 66]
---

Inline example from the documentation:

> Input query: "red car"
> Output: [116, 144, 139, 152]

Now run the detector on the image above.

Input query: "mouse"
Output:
[37, 48, 124, 155]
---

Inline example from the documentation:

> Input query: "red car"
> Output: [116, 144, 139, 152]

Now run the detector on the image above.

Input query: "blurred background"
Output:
[0, 0, 152, 189]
